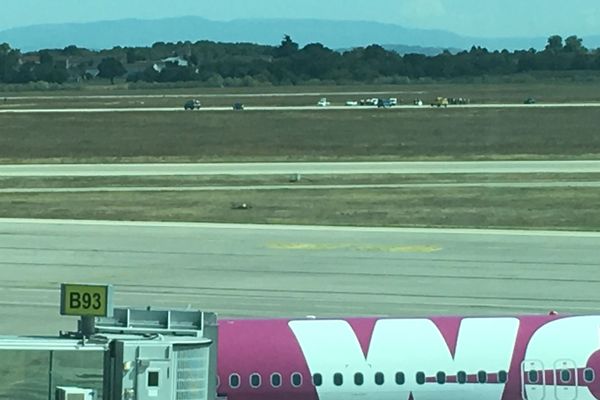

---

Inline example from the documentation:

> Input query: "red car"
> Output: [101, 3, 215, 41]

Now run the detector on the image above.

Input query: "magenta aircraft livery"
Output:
[216, 315, 600, 400]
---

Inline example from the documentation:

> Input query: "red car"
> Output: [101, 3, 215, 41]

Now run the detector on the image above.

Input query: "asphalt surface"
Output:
[2, 181, 600, 193]
[1, 103, 600, 113]
[1, 218, 599, 336]
[1, 161, 600, 177]
[1, 90, 412, 100]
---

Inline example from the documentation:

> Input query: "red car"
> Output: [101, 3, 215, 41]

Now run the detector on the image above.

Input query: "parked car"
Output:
[184, 99, 201, 110]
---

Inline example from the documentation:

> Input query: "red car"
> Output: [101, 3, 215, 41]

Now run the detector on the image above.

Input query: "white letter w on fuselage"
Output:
[289, 318, 519, 400]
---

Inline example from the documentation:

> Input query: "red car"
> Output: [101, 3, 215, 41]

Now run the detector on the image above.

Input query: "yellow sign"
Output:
[60, 284, 113, 317]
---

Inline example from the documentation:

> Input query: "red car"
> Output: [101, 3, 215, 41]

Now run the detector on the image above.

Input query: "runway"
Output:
[1, 102, 600, 113]
[0, 90, 411, 101]
[1, 181, 600, 193]
[1, 161, 600, 177]
[0, 218, 599, 336]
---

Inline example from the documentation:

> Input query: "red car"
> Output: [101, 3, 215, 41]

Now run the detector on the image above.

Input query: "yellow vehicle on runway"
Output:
[431, 97, 449, 107]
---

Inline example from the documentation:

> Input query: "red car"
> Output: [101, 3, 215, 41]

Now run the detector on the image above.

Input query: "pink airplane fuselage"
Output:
[217, 315, 600, 400]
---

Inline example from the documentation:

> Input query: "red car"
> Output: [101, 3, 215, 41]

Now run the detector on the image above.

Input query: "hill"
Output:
[2, 17, 598, 52]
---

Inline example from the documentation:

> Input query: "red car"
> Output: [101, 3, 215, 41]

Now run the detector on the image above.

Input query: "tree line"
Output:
[1, 35, 600, 86]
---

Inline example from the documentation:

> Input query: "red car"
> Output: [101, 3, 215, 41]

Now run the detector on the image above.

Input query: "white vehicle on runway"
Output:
[317, 97, 331, 107]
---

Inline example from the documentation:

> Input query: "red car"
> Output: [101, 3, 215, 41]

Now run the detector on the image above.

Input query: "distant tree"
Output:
[564, 35, 587, 53]
[275, 35, 299, 58]
[126, 49, 137, 64]
[545, 35, 564, 53]
[0, 43, 21, 83]
[39, 50, 54, 65]
[97, 57, 126, 84]
[62, 45, 82, 56]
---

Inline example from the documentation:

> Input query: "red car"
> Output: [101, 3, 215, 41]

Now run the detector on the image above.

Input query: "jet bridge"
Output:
[0, 284, 218, 400]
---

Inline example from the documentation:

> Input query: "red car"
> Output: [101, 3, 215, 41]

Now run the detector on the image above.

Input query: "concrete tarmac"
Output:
[2, 161, 600, 177]
[2, 181, 600, 193]
[0, 218, 599, 336]
[1, 103, 600, 113]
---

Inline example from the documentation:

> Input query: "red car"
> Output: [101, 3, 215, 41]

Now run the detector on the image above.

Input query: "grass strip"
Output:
[1, 108, 599, 163]
[1, 187, 598, 231]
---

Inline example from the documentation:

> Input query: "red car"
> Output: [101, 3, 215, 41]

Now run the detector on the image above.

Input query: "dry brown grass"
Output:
[0, 108, 599, 163]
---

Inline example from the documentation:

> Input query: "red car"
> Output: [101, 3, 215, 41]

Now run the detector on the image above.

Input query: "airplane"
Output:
[216, 314, 600, 400]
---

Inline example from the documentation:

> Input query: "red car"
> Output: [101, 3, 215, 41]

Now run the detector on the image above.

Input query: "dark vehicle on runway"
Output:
[377, 98, 394, 108]
[524, 97, 536, 104]
[184, 99, 201, 110]
[233, 102, 245, 110]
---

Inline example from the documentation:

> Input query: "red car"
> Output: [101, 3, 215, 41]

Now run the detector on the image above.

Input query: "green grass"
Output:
[3, 81, 600, 101]
[1, 187, 599, 231]
[1, 108, 599, 164]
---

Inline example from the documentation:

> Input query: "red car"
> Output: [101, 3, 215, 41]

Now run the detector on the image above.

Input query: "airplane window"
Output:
[375, 372, 384, 385]
[437, 371, 446, 384]
[250, 373, 261, 388]
[313, 373, 323, 387]
[395, 372, 405, 385]
[229, 373, 241, 389]
[560, 369, 571, 383]
[416, 372, 425, 385]
[478, 371, 487, 383]
[528, 370, 539, 384]
[334, 373, 344, 386]
[291, 372, 303, 387]
[498, 370, 508, 383]
[354, 372, 364, 386]
[457, 371, 467, 384]
[271, 373, 282, 388]
[584, 368, 595, 383]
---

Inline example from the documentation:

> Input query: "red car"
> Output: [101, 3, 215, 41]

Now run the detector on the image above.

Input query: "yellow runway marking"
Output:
[267, 242, 442, 253]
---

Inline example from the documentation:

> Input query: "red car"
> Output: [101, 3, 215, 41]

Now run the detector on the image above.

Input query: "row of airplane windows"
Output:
[224, 369, 596, 389]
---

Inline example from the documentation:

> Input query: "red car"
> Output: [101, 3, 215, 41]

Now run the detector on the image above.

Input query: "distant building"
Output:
[153, 56, 189, 72]
[84, 68, 100, 79]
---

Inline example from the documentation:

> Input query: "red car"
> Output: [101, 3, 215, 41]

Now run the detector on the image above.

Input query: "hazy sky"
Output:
[1, 0, 599, 38]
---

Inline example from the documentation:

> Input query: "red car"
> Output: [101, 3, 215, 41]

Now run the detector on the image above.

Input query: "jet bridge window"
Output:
[584, 368, 595, 383]
[354, 372, 364, 386]
[457, 371, 467, 384]
[374, 372, 385, 385]
[395, 372, 405, 385]
[416, 372, 426, 385]
[312, 373, 323, 387]
[250, 373, 261, 388]
[333, 373, 344, 386]
[147, 371, 159, 387]
[271, 373, 282, 388]
[291, 372, 303, 387]
[229, 373, 241, 389]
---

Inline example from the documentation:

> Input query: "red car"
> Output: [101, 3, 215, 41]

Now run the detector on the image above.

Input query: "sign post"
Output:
[60, 283, 114, 337]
